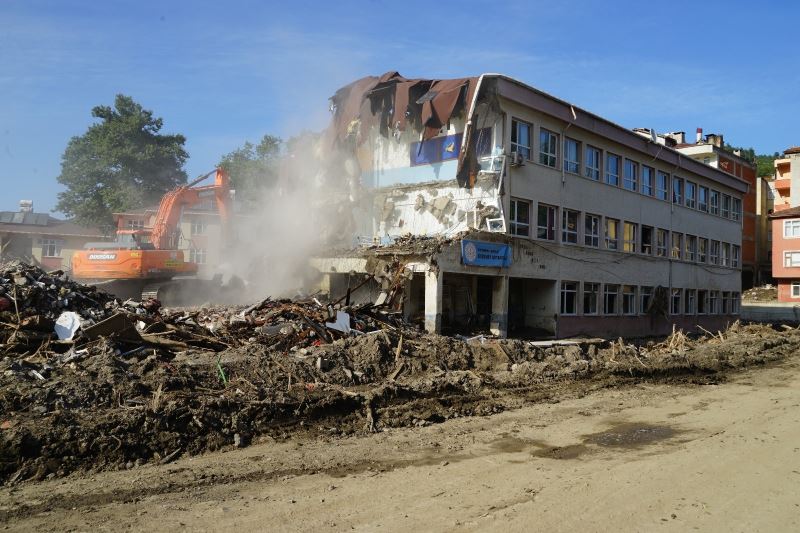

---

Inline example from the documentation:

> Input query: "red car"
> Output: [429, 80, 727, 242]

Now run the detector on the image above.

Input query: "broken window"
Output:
[41, 238, 61, 258]
[698, 289, 708, 314]
[622, 285, 636, 315]
[623, 222, 637, 253]
[709, 291, 719, 313]
[564, 138, 580, 173]
[603, 284, 620, 315]
[623, 159, 638, 192]
[642, 166, 654, 196]
[583, 282, 600, 315]
[189, 248, 207, 264]
[410, 134, 462, 166]
[672, 176, 683, 205]
[721, 194, 731, 218]
[709, 240, 720, 264]
[511, 119, 531, 160]
[656, 171, 669, 201]
[784, 220, 800, 237]
[560, 281, 578, 315]
[641, 225, 653, 255]
[698, 186, 709, 212]
[732, 245, 740, 268]
[671, 232, 682, 260]
[605, 153, 620, 186]
[685, 181, 696, 209]
[585, 145, 601, 180]
[605, 218, 619, 250]
[584, 214, 600, 247]
[562, 209, 579, 244]
[537, 204, 557, 241]
[656, 228, 668, 257]
[732, 198, 742, 221]
[510, 198, 531, 237]
[783, 251, 800, 267]
[640, 286, 653, 314]
[670, 288, 682, 315]
[539, 128, 558, 167]
[685, 235, 697, 262]
[710, 189, 720, 215]
[698, 237, 708, 263]
[684, 289, 696, 315]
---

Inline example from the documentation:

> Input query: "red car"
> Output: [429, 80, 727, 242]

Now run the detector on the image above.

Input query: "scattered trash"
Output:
[54, 312, 82, 340]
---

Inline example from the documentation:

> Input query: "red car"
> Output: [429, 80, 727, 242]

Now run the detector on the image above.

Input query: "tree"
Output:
[218, 134, 282, 209]
[724, 144, 778, 178]
[56, 95, 188, 228]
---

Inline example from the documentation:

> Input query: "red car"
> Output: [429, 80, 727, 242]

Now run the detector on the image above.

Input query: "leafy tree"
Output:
[218, 134, 282, 209]
[724, 144, 778, 178]
[56, 95, 188, 228]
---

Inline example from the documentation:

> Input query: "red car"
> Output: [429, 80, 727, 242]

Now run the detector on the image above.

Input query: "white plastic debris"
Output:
[54, 311, 82, 340]
[325, 310, 351, 334]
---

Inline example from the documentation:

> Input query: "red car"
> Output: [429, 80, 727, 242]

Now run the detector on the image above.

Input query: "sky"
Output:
[1, 0, 798, 215]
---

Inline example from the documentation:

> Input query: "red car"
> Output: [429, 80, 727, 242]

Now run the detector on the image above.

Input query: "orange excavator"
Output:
[72, 168, 236, 304]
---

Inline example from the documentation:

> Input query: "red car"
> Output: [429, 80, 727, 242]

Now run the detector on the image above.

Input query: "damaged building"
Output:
[312, 72, 746, 339]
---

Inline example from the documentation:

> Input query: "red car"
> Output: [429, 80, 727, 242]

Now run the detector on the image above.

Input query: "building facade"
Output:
[769, 206, 800, 302]
[314, 73, 747, 339]
[0, 202, 105, 272]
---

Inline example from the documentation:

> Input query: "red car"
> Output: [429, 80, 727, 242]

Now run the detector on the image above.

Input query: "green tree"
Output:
[56, 95, 188, 228]
[218, 134, 282, 209]
[724, 144, 779, 178]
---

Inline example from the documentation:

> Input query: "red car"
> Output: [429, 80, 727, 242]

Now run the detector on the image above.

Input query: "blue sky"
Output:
[1, 0, 797, 214]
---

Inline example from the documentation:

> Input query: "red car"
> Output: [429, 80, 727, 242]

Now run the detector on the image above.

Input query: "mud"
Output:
[583, 423, 678, 448]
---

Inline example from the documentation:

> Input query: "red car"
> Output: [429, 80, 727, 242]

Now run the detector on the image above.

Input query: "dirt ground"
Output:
[2, 353, 799, 532]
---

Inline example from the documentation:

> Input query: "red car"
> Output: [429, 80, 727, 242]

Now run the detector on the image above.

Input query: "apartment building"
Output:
[313, 72, 746, 339]
[769, 147, 800, 301]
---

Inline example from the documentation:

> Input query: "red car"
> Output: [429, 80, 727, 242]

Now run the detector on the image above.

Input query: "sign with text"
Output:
[461, 239, 511, 268]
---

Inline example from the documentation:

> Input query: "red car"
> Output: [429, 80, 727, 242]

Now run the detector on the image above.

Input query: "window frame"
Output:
[640, 286, 654, 315]
[721, 194, 731, 218]
[656, 228, 668, 257]
[603, 284, 620, 315]
[709, 240, 720, 265]
[685, 234, 697, 262]
[564, 137, 580, 174]
[585, 145, 601, 181]
[698, 186, 709, 212]
[510, 118, 532, 161]
[641, 225, 654, 255]
[656, 171, 669, 201]
[792, 282, 800, 298]
[783, 251, 800, 268]
[783, 220, 800, 238]
[670, 288, 682, 315]
[623, 221, 638, 253]
[685, 181, 697, 209]
[605, 153, 620, 186]
[605, 217, 620, 251]
[672, 176, 683, 205]
[510, 198, 532, 237]
[561, 209, 579, 244]
[40, 238, 61, 258]
[709, 189, 720, 215]
[698, 237, 708, 263]
[189, 248, 207, 265]
[671, 232, 683, 260]
[684, 289, 697, 315]
[584, 214, 600, 247]
[622, 285, 636, 315]
[560, 281, 578, 315]
[539, 128, 558, 168]
[536, 204, 557, 241]
[623, 159, 638, 192]
[583, 282, 600, 315]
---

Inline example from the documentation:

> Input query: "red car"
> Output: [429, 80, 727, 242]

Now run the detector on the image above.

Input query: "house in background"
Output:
[0, 201, 106, 272]
[768, 147, 800, 301]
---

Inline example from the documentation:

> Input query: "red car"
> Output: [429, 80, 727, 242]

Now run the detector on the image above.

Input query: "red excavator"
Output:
[72, 168, 237, 304]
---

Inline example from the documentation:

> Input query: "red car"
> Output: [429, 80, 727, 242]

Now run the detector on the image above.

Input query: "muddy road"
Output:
[3, 355, 799, 532]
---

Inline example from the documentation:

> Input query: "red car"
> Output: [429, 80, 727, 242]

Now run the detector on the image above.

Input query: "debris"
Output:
[54, 312, 82, 340]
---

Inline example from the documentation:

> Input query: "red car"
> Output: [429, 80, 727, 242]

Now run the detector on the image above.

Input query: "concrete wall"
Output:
[741, 301, 800, 323]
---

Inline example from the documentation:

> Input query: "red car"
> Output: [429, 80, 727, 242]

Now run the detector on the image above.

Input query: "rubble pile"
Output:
[2, 262, 800, 484]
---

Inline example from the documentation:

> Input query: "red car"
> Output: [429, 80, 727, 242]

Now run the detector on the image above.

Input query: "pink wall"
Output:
[772, 217, 800, 279]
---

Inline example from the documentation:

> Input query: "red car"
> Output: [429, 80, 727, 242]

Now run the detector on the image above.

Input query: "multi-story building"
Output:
[0, 201, 105, 271]
[313, 72, 747, 339]
[769, 147, 800, 301]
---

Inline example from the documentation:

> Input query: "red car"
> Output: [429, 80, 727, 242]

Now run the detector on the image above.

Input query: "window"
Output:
[685, 181, 696, 209]
[623, 222, 637, 252]
[783, 251, 800, 267]
[537, 204, 557, 240]
[698, 238, 708, 263]
[730, 197, 740, 220]
[511, 119, 531, 160]
[191, 219, 207, 235]
[584, 214, 600, 247]
[731, 245, 740, 268]
[605, 153, 620, 186]
[721, 194, 731, 218]
[792, 283, 800, 298]
[585, 146, 601, 180]
[732, 292, 740, 314]
[710, 190, 720, 215]
[640, 286, 653, 314]
[710, 240, 720, 265]
[605, 218, 619, 250]
[641, 226, 653, 255]
[623, 159, 638, 192]
[722, 291, 731, 314]
[539, 128, 558, 167]
[564, 138, 580, 174]
[656, 229, 668, 257]
[670, 288, 682, 315]
[698, 290, 708, 314]
[622, 285, 636, 315]
[685, 235, 697, 262]
[560, 281, 578, 315]
[583, 283, 600, 315]
[562, 209, 579, 244]
[603, 284, 620, 315]
[672, 177, 683, 205]
[720, 242, 730, 266]
[127, 219, 145, 229]
[671, 232, 682, 259]
[40, 238, 61, 258]
[698, 186, 709, 212]
[656, 171, 669, 201]
[510, 198, 531, 237]
[709, 291, 719, 314]
[642, 166, 654, 196]
[189, 248, 207, 264]
[784, 220, 800, 238]
[684, 289, 696, 315]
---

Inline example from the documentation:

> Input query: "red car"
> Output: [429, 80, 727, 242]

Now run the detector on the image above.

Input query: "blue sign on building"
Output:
[461, 239, 511, 268]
